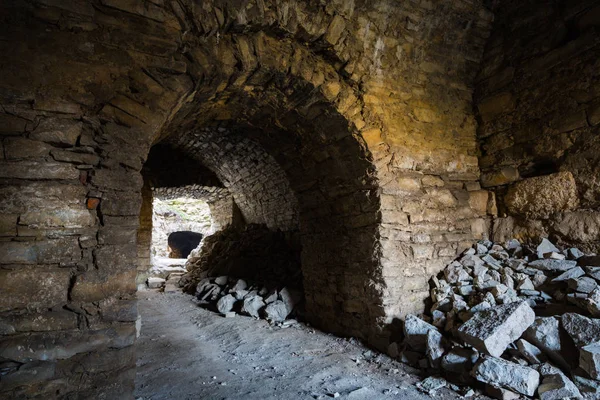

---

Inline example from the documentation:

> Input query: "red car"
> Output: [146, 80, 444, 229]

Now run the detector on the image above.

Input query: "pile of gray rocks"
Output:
[194, 276, 303, 323]
[397, 238, 600, 399]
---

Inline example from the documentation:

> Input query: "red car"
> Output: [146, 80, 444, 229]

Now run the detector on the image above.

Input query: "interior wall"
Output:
[475, 0, 600, 251]
[0, 0, 496, 397]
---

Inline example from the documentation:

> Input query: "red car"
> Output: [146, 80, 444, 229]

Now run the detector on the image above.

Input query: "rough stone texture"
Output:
[524, 317, 568, 370]
[458, 301, 535, 357]
[580, 342, 600, 380]
[504, 172, 579, 220]
[0, 0, 498, 396]
[561, 313, 600, 348]
[404, 315, 440, 352]
[537, 363, 582, 400]
[475, 0, 600, 252]
[472, 356, 540, 396]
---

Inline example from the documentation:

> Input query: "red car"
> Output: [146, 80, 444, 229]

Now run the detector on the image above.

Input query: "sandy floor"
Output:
[134, 290, 478, 400]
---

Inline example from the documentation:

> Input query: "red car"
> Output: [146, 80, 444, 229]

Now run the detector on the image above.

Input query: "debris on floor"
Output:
[401, 238, 600, 399]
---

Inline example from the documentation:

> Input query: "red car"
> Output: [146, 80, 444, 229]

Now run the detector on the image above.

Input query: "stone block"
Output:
[528, 259, 577, 272]
[0, 267, 70, 312]
[51, 149, 100, 165]
[580, 342, 600, 380]
[100, 190, 142, 216]
[0, 238, 81, 264]
[538, 363, 581, 400]
[10, 310, 78, 332]
[404, 314, 440, 351]
[4, 138, 52, 159]
[458, 301, 535, 357]
[241, 296, 265, 318]
[481, 167, 520, 187]
[70, 270, 137, 302]
[94, 244, 137, 273]
[29, 118, 82, 146]
[472, 356, 540, 396]
[217, 294, 236, 314]
[0, 361, 56, 391]
[504, 172, 578, 220]
[524, 317, 568, 369]
[0, 214, 18, 236]
[0, 161, 79, 180]
[561, 313, 600, 347]
[20, 208, 95, 229]
[264, 300, 289, 322]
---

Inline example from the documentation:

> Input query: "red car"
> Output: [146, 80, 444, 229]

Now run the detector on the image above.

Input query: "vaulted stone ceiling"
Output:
[1, 0, 599, 398]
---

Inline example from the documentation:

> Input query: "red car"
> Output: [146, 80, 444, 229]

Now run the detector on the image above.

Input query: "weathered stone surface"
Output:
[504, 172, 579, 219]
[4, 137, 52, 159]
[241, 296, 265, 319]
[147, 277, 165, 289]
[528, 259, 577, 272]
[516, 339, 545, 364]
[264, 300, 289, 322]
[0, 268, 70, 312]
[568, 276, 598, 293]
[0, 161, 79, 180]
[524, 317, 568, 369]
[552, 266, 585, 282]
[458, 301, 535, 357]
[472, 356, 540, 396]
[537, 238, 560, 258]
[441, 348, 478, 373]
[30, 119, 82, 146]
[561, 313, 600, 347]
[216, 294, 237, 314]
[404, 315, 440, 352]
[580, 342, 600, 380]
[537, 363, 582, 400]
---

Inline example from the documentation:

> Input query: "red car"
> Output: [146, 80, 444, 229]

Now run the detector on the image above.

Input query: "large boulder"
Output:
[504, 172, 578, 219]
[472, 356, 540, 396]
[458, 301, 535, 357]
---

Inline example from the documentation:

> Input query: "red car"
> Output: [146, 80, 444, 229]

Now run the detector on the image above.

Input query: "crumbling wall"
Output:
[475, 0, 600, 252]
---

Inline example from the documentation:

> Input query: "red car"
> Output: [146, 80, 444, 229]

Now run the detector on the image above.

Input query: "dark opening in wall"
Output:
[168, 231, 204, 258]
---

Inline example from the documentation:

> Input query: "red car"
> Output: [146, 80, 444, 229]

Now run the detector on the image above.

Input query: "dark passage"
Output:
[168, 231, 203, 258]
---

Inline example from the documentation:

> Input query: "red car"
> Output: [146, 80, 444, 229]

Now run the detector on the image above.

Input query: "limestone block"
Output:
[472, 356, 540, 396]
[469, 190, 489, 215]
[71, 270, 137, 302]
[580, 342, 600, 380]
[481, 167, 519, 187]
[0, 238, 81, 264]
[0, 267, 70, 312]
[0, 161, 79, 180]
[504, 172, 578, 220]
[528, 259, 577, 272]
[216, 294, 237, 314]
[30, 118, 81, 146]
[241, 295, 265, 318]
[537, 363, 581, 400]
[458, 301, 535, 357]
[4, 138, 52, 159]
[264, 300, 289, 322]
[561, 313, 600, 347]
[440, 348, 478, 373]
[403, 314, 440, 351]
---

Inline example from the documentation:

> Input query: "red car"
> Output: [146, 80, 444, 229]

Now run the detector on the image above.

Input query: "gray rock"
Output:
[230, 279, 247, 292]
[587, 288, 600, 317]
[482, 254, 502, 270]
[241, 295, 265, 318]
[476, 243, 489, 254]
[516, 339, 545, 365]
[279, 287, 302, 313]
[426, 329, 445, 367]
[264, 300, 289, 322]
[404, 314, 440, 352]
[545, 252, 565, 260]
[573, 374, 600, 395]
[568, 248, 585, 260]
[461, 254, 484, 269]
[216, 294, 237, 314]
[561, 313, 600, 347]
[529, 259, 577, 272]
[416, 376, 448, 395]
[198, 284, 221, 301]
[264, 291, 278, 304]
[214, 276, 228, 285]
[537, 363, 582, 400]
[233, 289, 248, 300]
[147, 277, 165, 289]
[441, 348, 478, 373]
[532, 273, 548, 288]
[445, 263, 471, 283]
[485, 385, 520, 400]
[552, 266, 585, 282]
[580, 342, 600, 380]
[458, 301, 535, 357]
[586, 266, 600, 281]
[524, 317, 568, 370]
[431, 310, 446, 328]
[537, 238, 560, 258]
[472, 356, 540, 396]
[569, 277, 598, 293]
[516, 277, 535, 290]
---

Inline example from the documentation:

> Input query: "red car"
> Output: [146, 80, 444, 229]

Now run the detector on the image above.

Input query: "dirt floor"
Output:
[134, 289, 482, 400]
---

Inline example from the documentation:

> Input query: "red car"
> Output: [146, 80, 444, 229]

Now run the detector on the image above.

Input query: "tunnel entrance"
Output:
[167, 231, 203, 259]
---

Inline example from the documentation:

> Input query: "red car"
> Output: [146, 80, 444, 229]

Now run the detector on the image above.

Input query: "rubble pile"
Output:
[194, 276, 303, 323]
[179, 224, 302, 295]
[399, 238, 600, 399]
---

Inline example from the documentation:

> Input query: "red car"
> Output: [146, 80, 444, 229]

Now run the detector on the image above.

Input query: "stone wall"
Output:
[165, 129, 299, 232]
[0, 0, 496, 397]
[475, 0, 600, 252]
[154, 185, 233, 231]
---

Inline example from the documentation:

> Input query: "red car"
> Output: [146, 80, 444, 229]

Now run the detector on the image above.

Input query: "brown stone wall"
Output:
[0, 0, 496, 397]
[475, 0, 600, 252]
